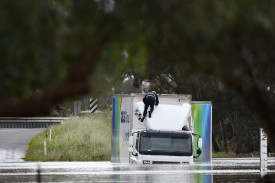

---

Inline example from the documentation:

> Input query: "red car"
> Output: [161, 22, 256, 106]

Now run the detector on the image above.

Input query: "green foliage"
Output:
[0, 1, 73, 99]
[1, 0, 274, 100]
[25, 112, 112, 161]
[0, 1, 274, 151]
[212, 152, 228, 158]
[147, 65, 261, 153]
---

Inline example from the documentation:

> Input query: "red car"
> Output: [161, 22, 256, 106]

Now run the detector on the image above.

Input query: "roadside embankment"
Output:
[212, 152, 263, 158]
[25, 112, 111, 161]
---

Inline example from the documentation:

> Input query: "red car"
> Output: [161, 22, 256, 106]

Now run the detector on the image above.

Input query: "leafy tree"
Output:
[147, 67, 261, 153]
[134, 1, 275, 144]
[0, 0, 274, 146]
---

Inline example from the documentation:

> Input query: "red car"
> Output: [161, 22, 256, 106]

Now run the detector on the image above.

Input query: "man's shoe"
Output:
[149, 111, 152, 118]
[141, 117, 145, 122]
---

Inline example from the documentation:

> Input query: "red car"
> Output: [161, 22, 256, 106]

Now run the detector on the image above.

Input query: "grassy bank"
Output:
[212, 152, 231, 158]
[212, 152, 261, 158]
[25, 112, 112, 161]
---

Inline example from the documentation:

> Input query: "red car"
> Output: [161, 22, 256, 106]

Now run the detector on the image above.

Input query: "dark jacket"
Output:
[143, 92, 159, 105]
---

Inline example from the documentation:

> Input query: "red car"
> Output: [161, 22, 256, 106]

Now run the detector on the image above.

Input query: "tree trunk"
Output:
[224, 69, 275, 148]
[219, 113, 228, 152]
[212, 133, 220, 152]
[247, 128, 255, 152]
[231, 112, 240, 154]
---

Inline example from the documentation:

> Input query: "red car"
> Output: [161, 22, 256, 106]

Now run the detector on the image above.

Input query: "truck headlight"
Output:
[143, 160, 151, 164]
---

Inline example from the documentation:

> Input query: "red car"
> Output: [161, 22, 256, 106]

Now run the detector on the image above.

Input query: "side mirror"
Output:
[128, 146, 134, 153]
[197, 148, 202, 155]
[129, 136, 134, 146]
[198, 138, 202, 148]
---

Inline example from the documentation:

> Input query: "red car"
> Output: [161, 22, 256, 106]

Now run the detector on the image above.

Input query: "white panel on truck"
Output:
[132, 94, 192, 130]
[119, 97, 132, 163]
[135, 102, 191, 131]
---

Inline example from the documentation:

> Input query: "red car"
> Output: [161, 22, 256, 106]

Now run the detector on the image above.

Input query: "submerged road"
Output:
[1, 129, 275, 182]
[1, 159, 275, 182]
[0, 128, 44, 162]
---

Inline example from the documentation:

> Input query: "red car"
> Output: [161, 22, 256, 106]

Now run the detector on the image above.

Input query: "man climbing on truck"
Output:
[141, 91, 159, 122]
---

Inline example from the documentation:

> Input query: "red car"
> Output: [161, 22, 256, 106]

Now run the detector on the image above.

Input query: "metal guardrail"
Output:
[0, 117, 70, 128]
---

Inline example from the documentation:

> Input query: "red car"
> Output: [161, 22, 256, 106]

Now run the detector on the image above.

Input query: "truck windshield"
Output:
[139, 132, 192, 156]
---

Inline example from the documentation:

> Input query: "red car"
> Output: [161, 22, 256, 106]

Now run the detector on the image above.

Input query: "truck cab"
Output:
[128, 130, 202, 164]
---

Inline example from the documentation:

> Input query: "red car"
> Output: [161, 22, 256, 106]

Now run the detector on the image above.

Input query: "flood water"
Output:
[1, 158, 275, 183]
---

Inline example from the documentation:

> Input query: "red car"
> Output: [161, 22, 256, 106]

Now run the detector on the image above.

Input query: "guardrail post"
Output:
[49, 129, 52, 142]
[74, 101, 81, 115]
[89, 98, 98, 113]
[44, 141, 47, 156]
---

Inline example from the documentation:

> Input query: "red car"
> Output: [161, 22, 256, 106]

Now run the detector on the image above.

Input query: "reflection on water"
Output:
[112, 166, 120, 182]
[195, 164, 212, 183]
[112, 163, 213, 183]
[0, 158, 275, 182]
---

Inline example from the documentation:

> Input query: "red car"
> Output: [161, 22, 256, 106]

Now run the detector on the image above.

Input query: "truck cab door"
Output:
[128, 132, 139, 156]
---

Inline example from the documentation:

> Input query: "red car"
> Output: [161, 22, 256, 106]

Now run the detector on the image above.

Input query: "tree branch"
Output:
[0, 17, 118, 117]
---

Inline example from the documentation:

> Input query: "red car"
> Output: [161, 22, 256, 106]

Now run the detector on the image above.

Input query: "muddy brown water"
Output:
[0, 158, 275, 182]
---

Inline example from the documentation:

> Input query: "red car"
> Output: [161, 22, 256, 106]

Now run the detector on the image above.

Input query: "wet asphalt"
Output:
[0, 128, 44, 163]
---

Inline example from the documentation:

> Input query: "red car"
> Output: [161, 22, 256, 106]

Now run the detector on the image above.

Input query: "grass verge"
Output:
[25, 112, 111, 161]
[212, 152, 261, 158]
[212, 152, 229, 158]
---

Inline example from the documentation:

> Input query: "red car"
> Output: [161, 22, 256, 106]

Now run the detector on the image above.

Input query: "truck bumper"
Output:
[131, 155, 193, 164]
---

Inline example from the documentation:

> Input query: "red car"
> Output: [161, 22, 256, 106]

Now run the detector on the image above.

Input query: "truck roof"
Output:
[135, 102, 192, 131]
[140, 130, 192, 138]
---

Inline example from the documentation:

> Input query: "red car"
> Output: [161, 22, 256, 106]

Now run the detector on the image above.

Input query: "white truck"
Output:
[111, 94, 211, 164]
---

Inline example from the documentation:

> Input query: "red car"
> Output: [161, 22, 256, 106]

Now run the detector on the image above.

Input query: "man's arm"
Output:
[143, 95, 146, 103]
[155, 94, 159, 105]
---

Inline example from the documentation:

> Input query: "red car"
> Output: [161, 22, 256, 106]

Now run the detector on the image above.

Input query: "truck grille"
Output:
[152, 161, 181, 164]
